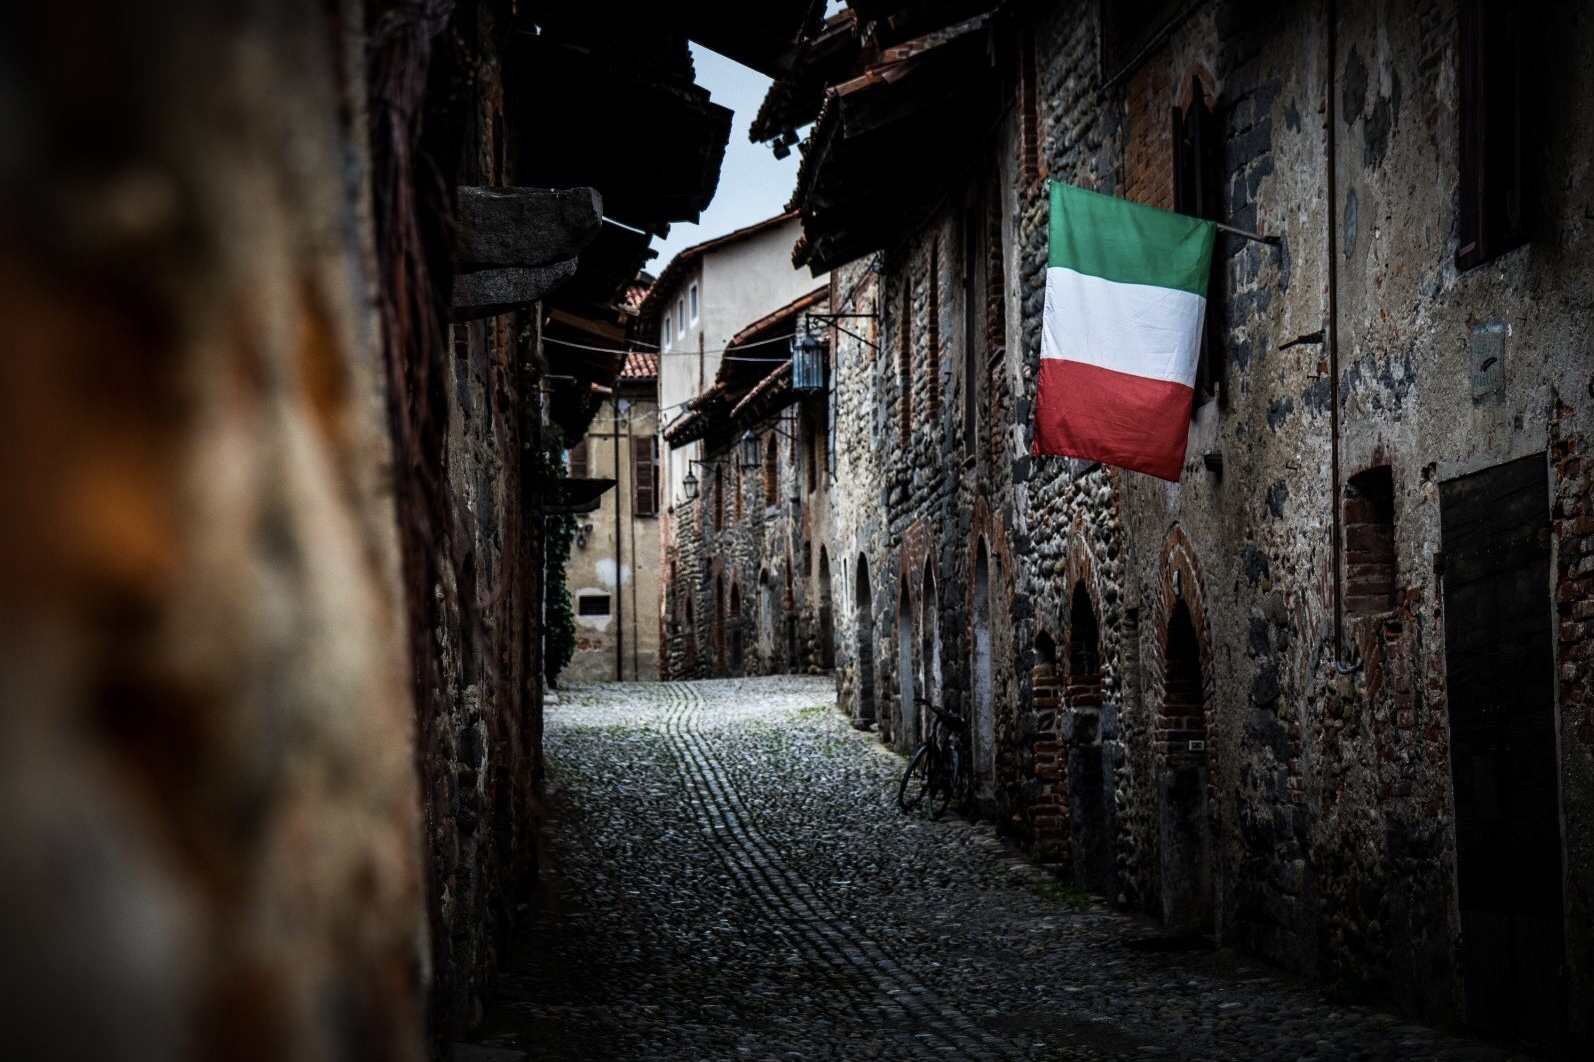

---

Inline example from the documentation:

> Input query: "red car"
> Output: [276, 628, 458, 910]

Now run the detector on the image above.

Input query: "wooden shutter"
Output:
[568, 438, 588, 479]
[631, 435, 657, 516]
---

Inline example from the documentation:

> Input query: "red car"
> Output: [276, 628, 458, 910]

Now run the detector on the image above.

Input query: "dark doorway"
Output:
[1068, 584, 1112, 893]
[817, 548, 835, 669]
[729, 583, 743, 676]
[972, 541, 995, 790]
[1441, 453, 1565, 1045]
[897, 574, 916, 750]
[920, 561, 941, 745]
[1159, 601, 1212, 935]
[713, 576, 725, 673]
[854, 555, 875, 725]
[785, 559, 798, 670]
[684, 597, 697, 674]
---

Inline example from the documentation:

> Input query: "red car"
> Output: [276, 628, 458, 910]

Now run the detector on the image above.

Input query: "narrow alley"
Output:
[476, 678, 1528, 1062]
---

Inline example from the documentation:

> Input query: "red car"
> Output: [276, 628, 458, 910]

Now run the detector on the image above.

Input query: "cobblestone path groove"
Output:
[660, 681, 1019, 1061]
[482, 677, 1539, 1062]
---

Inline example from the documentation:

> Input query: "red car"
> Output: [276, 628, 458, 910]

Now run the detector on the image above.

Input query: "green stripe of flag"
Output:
[1048, 181, 1215, 296]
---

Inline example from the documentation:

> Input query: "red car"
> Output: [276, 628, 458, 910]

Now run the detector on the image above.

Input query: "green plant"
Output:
[542, 437, 578, 687]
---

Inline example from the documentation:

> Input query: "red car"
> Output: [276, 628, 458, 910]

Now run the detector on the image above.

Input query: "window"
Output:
[689, 281, 699, 323]
[1457, 0, 1527, 270]
[927, 240, 941, 426]
[1018, 32, 1046, 190]
[1173, 76, 1224, 405]
[631, 434, 659, 516]
[734, 462, 744, 521]
[677, 297, 686, 336]
[662, 312, 672, 349]
[763, 435, 779, 507]
[898, 281, 912, 448]
[804, 415, 817, 494]
[578, 594, 612, 617]
[1344, 466, 1396, 614]
[713, 466, 724, 530]
[567, 438, 588, 479]
[963, 205, 980, 455]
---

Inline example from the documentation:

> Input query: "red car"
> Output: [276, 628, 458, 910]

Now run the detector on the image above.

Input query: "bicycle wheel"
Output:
[897, 744, 933, 812]
[930, 746, 960, 820]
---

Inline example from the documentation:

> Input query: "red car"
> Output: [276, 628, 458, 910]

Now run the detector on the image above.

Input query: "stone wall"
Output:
[818, 0, 1594, 1046]
[0, 2, 429, 1059]
[665, 401, 835, 681]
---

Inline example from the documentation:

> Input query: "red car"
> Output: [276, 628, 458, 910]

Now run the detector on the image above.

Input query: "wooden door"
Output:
[1441, 453, 1565, 1044]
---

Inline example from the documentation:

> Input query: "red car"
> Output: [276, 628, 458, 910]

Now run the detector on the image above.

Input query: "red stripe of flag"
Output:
[1033, 359, 1194, 482]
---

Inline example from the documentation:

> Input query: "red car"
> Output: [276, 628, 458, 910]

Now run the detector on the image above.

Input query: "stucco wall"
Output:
[564, 390, 663, 683]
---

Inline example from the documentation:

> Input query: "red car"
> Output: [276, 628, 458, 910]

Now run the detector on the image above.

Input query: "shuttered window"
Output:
[568, 438, 588, 479]
[631, 434, 658, 516]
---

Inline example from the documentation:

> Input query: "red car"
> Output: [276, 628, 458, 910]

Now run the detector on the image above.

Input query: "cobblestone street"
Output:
[477, 678, 1539, 1062]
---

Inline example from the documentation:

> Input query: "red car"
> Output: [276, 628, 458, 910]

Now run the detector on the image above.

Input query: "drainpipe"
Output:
[1326, 0, 1347, 666]
[630, 418, 640, 680]
[614, 402, 625, 681]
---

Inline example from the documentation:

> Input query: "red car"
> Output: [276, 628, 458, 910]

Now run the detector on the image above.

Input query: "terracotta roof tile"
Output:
[621, 351, 658, 379]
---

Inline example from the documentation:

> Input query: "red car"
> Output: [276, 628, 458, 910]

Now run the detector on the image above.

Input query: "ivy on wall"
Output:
[543, 438, 578, 687]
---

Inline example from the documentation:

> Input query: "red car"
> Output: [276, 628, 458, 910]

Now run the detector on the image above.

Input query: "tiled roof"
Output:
[621, 351, 658, 379]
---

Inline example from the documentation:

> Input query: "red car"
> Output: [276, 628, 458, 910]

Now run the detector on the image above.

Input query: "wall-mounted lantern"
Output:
[791, 332, 825, 392]
[738, 429, 762, 469]
[682, 458, 713, 502]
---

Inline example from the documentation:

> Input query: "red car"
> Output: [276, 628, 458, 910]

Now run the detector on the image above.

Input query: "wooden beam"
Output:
[546, 308, 625, 341]
[450, 260, 578, 319]
[455, 187, 602, 268]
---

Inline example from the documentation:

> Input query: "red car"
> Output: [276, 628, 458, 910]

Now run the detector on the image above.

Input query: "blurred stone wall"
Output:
[0, 2, 428, 1060]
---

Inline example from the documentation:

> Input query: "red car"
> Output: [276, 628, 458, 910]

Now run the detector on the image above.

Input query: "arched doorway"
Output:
[713, 575, 725, 673]
[1159, 600, 1212, 935]
[758, 568, 775, 671]
[896, 572, 916, 750]
[972, 540, 995, 792]
[684, 596, 697, 674]
[854, 554, 875, 726]
[784, 558, 797, 670]
[920, 561, 942, 742]
[817, 548, 835, 669]
[729, 582, 744, 675]
[1067, 583, 1112, 891]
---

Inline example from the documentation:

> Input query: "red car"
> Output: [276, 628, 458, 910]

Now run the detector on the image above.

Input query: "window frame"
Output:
[1456, 0, 1528, 271]
[688, 280, 700, 324]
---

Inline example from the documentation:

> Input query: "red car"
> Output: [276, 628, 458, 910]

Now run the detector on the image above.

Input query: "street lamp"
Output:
[791, 332, 825, 392]
[738, 429, 762, 469]
[681, 458, 713, 501]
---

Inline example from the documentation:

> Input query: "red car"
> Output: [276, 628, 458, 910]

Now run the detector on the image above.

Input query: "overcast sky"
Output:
[644, 44, 802, 273]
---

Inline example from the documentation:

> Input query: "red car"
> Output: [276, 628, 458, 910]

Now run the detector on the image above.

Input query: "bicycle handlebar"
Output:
[913, 697, 968, 729]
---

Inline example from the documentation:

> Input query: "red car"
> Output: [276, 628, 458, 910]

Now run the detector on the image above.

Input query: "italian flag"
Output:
[1034, 181, 1216, 482]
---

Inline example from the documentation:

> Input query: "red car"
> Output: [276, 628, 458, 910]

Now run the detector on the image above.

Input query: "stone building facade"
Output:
[563, 352, 663, 682]
[759, 0, 1594, 1049]
[662, 288, 839, 680]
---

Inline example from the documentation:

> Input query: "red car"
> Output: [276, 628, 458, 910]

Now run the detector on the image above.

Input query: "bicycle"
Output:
[896, 697, 969, 820]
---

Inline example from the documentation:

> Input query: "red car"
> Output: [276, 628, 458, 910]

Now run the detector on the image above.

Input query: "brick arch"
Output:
[1152, 523, 1217, 935]
[1153, 523, 1215, 759]
[1061, 527, 1107, 691]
